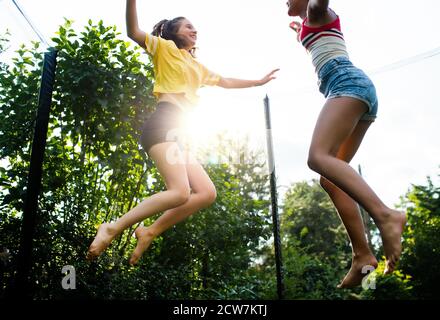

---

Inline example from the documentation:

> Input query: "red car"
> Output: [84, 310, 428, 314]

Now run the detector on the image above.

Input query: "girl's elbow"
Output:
[217, 78, 228, 88]
[126, 29, 135, 39]
[219, 78, 235, 89]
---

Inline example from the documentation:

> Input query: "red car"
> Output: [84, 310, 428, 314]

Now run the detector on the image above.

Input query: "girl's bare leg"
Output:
[308, 97, 406, 275]
[129, 151, 217, 265]
[86, 142, 191, 260]
[320, 120, 377, 288]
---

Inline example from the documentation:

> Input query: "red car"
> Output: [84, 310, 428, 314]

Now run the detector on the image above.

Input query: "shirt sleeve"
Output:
[200, 63, 221, 86]
[144, 33, 160, 56]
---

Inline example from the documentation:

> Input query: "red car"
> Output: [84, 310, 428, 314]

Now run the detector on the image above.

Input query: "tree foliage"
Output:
[0, 21, 271, 299]
[282, 180, 351, 264]
[398, 176, 440, 299]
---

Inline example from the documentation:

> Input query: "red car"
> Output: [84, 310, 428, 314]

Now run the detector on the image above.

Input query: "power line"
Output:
[370, 46, 440, 75]
[278, 45, 440, 96]
[11, 0, 49, 47]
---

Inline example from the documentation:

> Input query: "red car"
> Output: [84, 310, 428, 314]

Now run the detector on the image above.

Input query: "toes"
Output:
[129, 253, 140, 265]
[86, 239, 108, 261]
[384, 265, 390, 274]
[129, 246, 143, 265]
[385, 251, 401, 274]
[129, 259, 137, 266]
[87, 243, 101, 256]
[128, 229, 155, 265]
[384, 259, 395, 274]
[86, 251, 97, 261]
[337, 280, 356, 289]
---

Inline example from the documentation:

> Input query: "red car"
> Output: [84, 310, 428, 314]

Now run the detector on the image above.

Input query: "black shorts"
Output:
[139, 102, 184, 155]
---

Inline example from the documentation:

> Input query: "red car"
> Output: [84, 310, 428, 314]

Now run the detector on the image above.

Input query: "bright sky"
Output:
[1, 0, 440, 207]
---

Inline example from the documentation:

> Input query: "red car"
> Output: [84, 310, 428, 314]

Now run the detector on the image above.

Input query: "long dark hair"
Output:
[152, 17, 196, 56]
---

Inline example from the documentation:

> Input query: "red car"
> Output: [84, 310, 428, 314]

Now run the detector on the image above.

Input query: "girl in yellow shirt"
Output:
[87, 0, 278, 264]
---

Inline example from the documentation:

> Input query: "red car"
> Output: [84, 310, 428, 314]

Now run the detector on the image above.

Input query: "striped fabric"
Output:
[299, 15, 349, 74]
[301, 28, 344, 49]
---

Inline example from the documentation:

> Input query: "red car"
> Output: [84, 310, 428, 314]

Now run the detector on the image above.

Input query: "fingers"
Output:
[262, 77, 276, 85]
[289, 21, 301, 33]
[267, 68, 280, 78]
[260, 69, 280, 84]
[290, 21, 302, 42]
[257, 68, 280, 86]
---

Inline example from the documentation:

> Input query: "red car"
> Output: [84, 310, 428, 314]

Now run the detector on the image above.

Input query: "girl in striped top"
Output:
[87, 0, 278, 265]
[287, 0, 406, 288]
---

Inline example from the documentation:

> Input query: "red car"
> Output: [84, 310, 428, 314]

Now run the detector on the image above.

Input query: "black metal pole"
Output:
[12, 48, 58, 298]
[264, 95, 284, 300]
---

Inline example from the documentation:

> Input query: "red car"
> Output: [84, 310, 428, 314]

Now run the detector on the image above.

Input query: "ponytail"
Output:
[151, 17, 194, 54]
[152, 19, 169, 37]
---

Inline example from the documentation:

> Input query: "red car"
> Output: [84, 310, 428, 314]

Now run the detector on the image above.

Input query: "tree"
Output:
[255, 180, 353, 299]
[282, 180, 351, 263]
[359, 173, 440, 300]
[398, 175, 440, 299]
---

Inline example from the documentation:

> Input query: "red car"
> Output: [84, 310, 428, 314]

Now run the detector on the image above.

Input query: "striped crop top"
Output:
[299, 12, 349, 74]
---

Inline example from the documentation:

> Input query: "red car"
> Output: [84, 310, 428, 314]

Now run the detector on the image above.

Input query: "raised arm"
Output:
[217, 69, 279, 89]
[308, 0, 330, 22]
[126, 0, 147, 48]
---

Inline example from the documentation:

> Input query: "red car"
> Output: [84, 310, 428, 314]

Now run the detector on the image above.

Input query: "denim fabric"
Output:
[318, 56, 378, 121]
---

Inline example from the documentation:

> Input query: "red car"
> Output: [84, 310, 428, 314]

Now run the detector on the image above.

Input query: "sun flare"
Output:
[180, 93, 267, 151]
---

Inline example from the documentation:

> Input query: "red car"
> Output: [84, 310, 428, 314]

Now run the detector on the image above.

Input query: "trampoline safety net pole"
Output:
[13, 48, 58, 298]
[264, 95, 284, 300]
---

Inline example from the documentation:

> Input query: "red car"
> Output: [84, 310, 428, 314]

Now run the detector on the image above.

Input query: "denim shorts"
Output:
[318, 56, 378, 121]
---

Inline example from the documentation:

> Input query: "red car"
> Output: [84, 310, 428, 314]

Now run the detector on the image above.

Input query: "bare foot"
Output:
[337, 254, 378, 289]
[86, 223, 118, 261]
[129, 226, 156, 265]
[377, 210, 407, 274]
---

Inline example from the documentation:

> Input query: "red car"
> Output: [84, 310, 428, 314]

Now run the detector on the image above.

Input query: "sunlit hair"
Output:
[152, 17, 197, 57]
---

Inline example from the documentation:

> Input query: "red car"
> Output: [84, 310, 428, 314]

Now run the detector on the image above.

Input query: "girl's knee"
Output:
[171, 187, 191, 207]
[199, 186, 217, 208]
[307, 147, 335, 172]
[205, 187, 217, 205]
[307, 152, 323, 172]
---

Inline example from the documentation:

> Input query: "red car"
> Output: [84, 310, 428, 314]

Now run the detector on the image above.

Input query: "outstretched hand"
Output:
[259, 69, 280, 86]
[290, 21, 302, 42]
